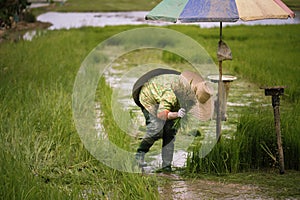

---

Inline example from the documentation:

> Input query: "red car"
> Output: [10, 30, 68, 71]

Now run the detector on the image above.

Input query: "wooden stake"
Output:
[261, 86, 286, 174]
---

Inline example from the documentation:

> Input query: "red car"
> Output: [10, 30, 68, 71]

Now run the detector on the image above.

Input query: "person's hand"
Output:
[177, 108, 186, 118]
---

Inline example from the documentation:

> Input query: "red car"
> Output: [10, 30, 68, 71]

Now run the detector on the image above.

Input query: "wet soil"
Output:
[157, 174, 265, 200]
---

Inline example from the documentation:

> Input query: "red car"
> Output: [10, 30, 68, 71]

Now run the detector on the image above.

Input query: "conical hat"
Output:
[180, 71, 214, 121]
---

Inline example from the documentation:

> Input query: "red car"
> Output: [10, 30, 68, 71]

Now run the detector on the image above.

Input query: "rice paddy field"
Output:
[1, 23, 299, 199]
[0, 0, 300, 199]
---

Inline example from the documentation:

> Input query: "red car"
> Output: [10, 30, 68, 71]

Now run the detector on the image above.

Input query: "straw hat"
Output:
[180, 71, 214, 121]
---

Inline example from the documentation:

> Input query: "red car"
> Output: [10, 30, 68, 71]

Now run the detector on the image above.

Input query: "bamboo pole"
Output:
[216, 61, 222, 141]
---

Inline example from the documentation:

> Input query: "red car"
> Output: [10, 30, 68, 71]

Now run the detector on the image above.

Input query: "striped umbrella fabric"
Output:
[146, 0, 295, 23]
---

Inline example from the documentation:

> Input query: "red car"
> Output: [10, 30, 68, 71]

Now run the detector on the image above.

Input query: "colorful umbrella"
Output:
[145, 0, 295, 140]
[146, 0, 295, 23]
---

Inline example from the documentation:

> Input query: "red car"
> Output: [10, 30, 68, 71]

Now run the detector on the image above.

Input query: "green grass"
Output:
[284, 0, 300, 10]
[172, 25, 300, 102]
[63, 0, 161, 12]
[0, 26, 159, 199]
[0, 24, 299, 198]
[32, 0, 161, 14]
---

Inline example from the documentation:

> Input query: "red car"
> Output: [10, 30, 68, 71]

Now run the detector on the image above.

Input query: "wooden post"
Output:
[216, 22, 223, 141]
[216, 61, 222, 141]
[261, 86, 286, 174]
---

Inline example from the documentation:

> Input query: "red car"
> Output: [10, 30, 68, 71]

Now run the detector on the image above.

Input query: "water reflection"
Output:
[23, 11, 299, 40]
[37, 11, 300, 30]
[23, 11, 299, 41]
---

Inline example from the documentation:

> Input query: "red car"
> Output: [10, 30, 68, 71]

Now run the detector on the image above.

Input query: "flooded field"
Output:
[75, 26, 282, 197]
[101, 61, 270, 163]
[99, 62, 273, 199]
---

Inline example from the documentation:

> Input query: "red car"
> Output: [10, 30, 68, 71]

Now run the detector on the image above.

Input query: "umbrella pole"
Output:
[216, 22, 223, 141]
[219, 22, 222, 41]
[217, 62, 223, 141]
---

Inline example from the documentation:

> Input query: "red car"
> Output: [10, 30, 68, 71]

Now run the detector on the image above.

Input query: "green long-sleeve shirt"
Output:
[139, 74, 180, 116]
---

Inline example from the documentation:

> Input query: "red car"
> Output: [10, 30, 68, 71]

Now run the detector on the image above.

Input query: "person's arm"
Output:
[157, 108, 186, 120]
[167, 111, 180, 120]
[157, 110, 169, 121]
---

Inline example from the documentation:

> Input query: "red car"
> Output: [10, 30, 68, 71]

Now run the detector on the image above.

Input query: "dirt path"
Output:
[157, 174, 266, 200]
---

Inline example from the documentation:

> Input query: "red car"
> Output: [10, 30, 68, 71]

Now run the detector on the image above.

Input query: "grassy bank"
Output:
[31, 0, 161, 14]
[59, 0, 161, 12]
[0, 24, 299, 198]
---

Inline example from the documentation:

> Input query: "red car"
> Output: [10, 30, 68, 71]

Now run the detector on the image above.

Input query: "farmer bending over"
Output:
[132, 69, 214, 172]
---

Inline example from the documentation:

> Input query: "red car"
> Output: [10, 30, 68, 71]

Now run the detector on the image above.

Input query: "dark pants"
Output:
[137, 108, 177, 167]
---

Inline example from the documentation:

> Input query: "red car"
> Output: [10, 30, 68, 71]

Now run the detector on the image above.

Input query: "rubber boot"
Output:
[135, 151, 147, 167]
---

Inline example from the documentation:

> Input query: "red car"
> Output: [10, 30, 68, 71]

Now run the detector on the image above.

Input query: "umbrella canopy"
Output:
[146, 0, 295, 23]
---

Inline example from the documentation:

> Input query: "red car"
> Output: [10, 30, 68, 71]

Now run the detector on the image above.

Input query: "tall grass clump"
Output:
[186, 106, 300, 174]
[280, 104, 300, 170]
[237, 105, 300, 171]
[95, 77, 135, 151]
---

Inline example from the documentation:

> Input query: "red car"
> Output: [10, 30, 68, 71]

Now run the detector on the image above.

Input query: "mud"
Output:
[158, 174, 266, 200]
